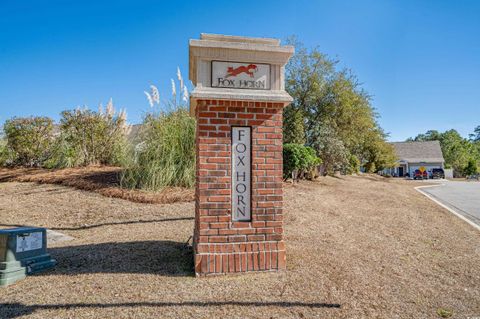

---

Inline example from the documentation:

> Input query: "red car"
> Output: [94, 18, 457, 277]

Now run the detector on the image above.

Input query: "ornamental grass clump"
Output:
[121, 69, 195, 190]
[120, 107, 196, 190]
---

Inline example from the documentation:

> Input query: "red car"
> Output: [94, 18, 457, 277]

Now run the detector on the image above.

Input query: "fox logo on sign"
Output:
[211, 61, 270, 90]
[226, 64, 258, 78]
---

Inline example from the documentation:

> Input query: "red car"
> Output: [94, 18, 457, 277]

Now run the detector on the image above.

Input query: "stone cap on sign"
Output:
[189, 33, 294, 115]
[197, 33, 281, 46]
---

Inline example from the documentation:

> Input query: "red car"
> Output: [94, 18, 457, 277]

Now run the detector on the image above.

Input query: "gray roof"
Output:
[391, 141, 444, 163]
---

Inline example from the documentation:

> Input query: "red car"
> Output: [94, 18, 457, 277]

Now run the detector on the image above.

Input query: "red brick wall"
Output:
[193, 99, 286, 275]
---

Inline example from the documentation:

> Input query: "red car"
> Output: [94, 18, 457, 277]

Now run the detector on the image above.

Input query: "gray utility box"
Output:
[0, 227, 56, 287]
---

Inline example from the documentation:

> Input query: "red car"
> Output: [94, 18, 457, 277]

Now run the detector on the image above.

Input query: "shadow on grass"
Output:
[51, 217, 195, 231]
[80, 169, 121, 187]
[41, 240, 194, 277]
[0, 216, 194, 231]
[0, 301, 341, 318]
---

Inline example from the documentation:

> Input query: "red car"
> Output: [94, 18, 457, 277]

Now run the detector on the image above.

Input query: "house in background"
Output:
[385, 141, 445, 177]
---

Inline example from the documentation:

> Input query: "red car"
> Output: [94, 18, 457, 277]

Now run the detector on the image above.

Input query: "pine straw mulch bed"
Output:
[0, 166, 194, 204]
[0, 175, 479, 318]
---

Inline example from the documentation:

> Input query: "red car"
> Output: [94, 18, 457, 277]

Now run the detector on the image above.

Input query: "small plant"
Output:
[283, 143, 321, 181]
[436, 307, 453, 318]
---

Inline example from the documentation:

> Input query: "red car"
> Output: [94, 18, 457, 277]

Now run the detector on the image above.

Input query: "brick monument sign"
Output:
[189, 34, 294, 276]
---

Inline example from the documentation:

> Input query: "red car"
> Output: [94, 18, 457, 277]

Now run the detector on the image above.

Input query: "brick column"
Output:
[189, 33, 293, 276]
[194, 100, 285, 275]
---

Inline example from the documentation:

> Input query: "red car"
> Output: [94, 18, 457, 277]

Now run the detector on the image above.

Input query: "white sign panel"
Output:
[232, 127, 251, 221]
[16, 232, 43, 253]
[212, 61, 270, 90]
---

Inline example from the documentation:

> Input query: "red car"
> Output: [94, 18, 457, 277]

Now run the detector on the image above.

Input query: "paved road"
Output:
[421, 181, 480, 226]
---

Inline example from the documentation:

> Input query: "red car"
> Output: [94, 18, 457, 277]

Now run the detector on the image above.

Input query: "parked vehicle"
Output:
[431, 168, 445, 179]
[413, 169, 428, 180]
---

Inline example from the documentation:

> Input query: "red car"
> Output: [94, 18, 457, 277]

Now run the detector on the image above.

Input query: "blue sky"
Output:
[1, 0, 479, 141]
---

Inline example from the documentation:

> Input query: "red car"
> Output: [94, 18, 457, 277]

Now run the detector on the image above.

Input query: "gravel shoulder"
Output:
[1, 175, 479, 318]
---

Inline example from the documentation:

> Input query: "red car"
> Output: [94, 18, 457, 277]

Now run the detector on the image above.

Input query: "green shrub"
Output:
[283, 143, 321, 181]
[3, 117, 54, 167]
[55, 102, 130, 167]
[464, 158, 478, 176]
[344, 154, 361, 174]
[121, 107, 196, 190]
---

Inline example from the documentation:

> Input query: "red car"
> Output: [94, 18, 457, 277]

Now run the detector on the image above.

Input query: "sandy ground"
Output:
[1, 175, 479, 318]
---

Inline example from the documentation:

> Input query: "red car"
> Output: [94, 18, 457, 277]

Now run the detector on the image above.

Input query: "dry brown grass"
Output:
[1, 175, 479, 318]
[0, 166, 194, 204]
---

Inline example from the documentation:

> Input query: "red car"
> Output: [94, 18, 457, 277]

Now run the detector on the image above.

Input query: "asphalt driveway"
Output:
[420, 181, 480, 227]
